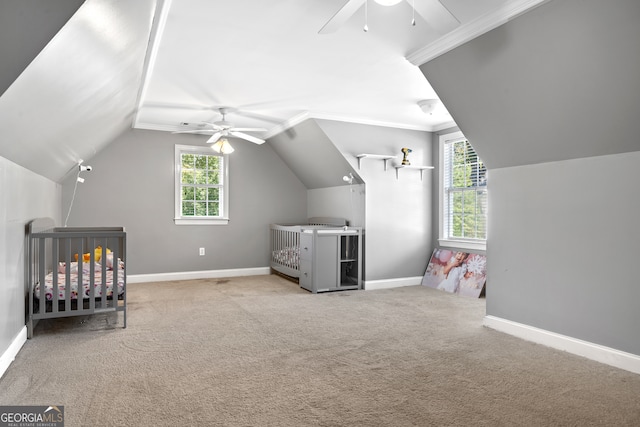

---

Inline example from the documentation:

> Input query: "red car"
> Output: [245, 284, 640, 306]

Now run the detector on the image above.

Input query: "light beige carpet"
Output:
[1, 275, 639, 426]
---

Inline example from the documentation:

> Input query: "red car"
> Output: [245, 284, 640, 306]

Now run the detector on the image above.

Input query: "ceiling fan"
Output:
[319, 0, 459, 35]
[173, 107, 267, 145]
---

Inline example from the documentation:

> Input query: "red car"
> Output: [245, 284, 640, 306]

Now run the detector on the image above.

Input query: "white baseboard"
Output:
[364, 276, 423, 291]
[0, 326, 27, 379]
[127, 267, 271, 284]
[484, 315, 640, 375]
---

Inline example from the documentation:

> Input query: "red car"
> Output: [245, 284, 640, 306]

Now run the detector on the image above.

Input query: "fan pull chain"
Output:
[364, 0, 369, 32]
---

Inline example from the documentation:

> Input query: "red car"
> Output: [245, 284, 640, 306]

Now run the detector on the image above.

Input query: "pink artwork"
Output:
[421, 248, 487, 298]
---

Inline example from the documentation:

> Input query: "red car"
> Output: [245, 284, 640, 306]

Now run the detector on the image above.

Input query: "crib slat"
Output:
[80, 237, 87, 313]
[104, 237, 111, 309]
[38, 238, 46, 314]
[88, 237, 96, 309]
[52, 237, 59, 313]
[287, 229, 291, 268]
[64, 238, 71, 312]
[88, 238, 95, 312]
[99, 238, 107, 309]
[29, 236, 35, 320]
[121, 238, 127, 327]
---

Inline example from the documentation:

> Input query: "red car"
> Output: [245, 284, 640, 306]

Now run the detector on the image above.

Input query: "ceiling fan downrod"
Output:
[364, 0, 369, 32]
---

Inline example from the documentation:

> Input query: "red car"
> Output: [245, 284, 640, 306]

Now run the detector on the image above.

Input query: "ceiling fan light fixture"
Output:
[374, 0, 403, 6]
[212, 138, 234, 154]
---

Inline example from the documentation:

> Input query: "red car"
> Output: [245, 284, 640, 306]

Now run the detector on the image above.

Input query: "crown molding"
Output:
[264, 110, 448, 139]
[135, 111, 456, 140]
[133, 122, 180, 133]
[431, 120, 458, 132]
[262, 111, 311, 139]
[307, 111, 440, 132]
[406, 0, 551, 66]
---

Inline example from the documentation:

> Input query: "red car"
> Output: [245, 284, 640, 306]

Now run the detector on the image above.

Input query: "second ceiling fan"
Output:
[319, 0, 460, 35]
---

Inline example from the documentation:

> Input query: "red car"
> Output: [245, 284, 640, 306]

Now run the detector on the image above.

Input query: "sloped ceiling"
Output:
[419, 0, 640, 169]
[0, 0, 555, 182]
[0, 0, 157, 182]
[268, 119, 359, 190]
[0, 0, 85, 97]
[132, 0, 488, 136]
[131, 0, 551, 138]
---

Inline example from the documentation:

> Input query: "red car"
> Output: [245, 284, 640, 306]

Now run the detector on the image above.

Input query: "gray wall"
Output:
[420, 0, 640, 170]
[62, 129, 307, 275]
[487, 152, 640, 355]
[420, 0, 640, 355]
[315, 119, 434, 281]
[0, 156, 60, 362]
[268, 120, 361, 189]
[270, 118, 367, 228]
[307, 185, 366, 228]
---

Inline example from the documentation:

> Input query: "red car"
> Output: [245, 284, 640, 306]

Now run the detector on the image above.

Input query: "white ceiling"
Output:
[134, 0, 518, 138]
[0, 0, 546, 182]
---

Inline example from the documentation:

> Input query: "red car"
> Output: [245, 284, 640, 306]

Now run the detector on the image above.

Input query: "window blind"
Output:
[443, 138, 487, 241]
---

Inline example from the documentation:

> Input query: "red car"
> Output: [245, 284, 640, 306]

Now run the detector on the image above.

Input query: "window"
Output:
[439, 131, 487, 249]
[174, 144, 229, 225]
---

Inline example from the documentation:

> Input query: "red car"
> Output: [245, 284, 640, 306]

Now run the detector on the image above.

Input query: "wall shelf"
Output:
[356, 153, 397, 170]
[394, 164, 435, 180]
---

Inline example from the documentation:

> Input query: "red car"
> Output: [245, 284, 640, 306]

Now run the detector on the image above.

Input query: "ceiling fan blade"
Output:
[206, 132, 223, 144]
[319, 0, 366, 34]
[172, 129, 214, 135]
[406, 0, 459, 35]
[230, 127, 268, 133]
[229, 131, 265, 145]
[142, 102, 216, 112]
[201, 121, 225, 130]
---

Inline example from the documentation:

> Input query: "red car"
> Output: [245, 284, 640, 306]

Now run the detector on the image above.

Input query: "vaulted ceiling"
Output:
[0, 0, 547, 182]
[134, 0, 529, 136]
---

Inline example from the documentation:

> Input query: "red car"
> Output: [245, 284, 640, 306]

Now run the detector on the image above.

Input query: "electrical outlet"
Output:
[199, 247, 205, 256]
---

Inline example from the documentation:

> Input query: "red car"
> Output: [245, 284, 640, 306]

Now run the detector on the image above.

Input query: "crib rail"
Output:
[269, 219, 349, 280]
[270, 224, 302, 278]
[26, 219, 126, 338]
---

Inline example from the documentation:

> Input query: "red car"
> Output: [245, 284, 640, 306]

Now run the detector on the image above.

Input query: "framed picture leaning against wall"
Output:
[422, 248, 486, 298]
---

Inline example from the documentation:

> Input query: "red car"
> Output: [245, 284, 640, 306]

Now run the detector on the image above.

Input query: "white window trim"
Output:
[174, 144, 230, 226]
[438, 131, 486, 252]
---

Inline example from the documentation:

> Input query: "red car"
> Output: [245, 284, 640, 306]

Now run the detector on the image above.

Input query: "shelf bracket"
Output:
[356, 154, 396, 171]
[394, 165, 434, 181]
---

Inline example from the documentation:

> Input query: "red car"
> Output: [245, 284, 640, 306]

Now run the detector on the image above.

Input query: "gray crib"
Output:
[26, 218, 127, 338]
[270, 217, 347, 280]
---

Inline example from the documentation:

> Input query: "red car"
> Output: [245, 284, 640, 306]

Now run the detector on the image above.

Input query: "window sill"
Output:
[438, 238, 486, 253]
[174, 218, 229, 226]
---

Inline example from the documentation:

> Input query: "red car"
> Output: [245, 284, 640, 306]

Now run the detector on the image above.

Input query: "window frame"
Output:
[174, 144, 229, 226]
[438, 131, 487, 252]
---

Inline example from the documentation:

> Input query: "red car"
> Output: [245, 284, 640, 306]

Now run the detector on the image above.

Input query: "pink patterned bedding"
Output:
[34, 259, 125, 301]
[272, 246, 299, 269]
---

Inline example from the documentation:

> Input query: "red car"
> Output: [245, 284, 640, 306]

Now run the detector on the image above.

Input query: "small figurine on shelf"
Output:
[401, 147, 412, 165]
